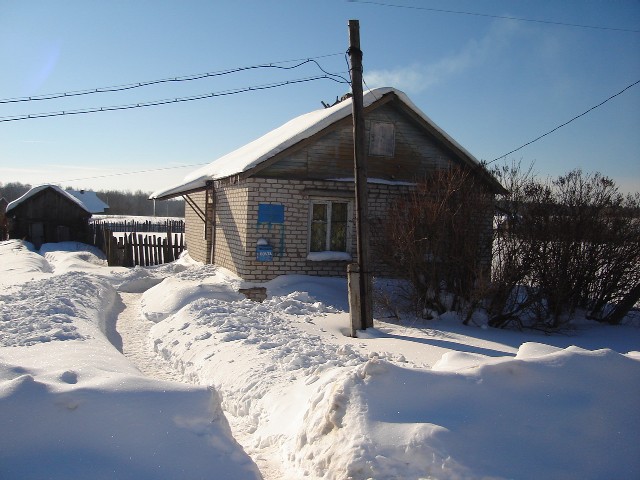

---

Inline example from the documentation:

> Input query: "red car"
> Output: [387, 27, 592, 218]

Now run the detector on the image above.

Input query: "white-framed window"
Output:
[308, 200, 352, 253]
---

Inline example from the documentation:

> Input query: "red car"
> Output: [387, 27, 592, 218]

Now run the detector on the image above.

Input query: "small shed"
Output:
[6, 185, 92, 249]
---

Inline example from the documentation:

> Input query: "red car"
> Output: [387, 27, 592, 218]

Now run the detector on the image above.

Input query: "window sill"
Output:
[307, 251, 353, 262]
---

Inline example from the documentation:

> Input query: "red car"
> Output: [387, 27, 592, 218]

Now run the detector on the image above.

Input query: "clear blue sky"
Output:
[1, 0, 638, 194]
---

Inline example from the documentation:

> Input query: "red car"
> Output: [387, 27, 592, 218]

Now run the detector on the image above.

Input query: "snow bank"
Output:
[147, 283, 370, 478]
[3, 241, 639, 479]
[141, 265, 243, 322]
[0, 241, 261, 479]
[293, 346, 640, 479]
[146, 266, 640, 480]
[0, 342, 260, 480]
[0, 240, 51, 291]
[41, 241, 108, 271]
[0, 272, 113, 347]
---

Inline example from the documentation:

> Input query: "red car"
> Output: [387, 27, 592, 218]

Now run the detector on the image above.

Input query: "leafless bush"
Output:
[382, 167, 494, 323]
[491, 164, 640, 329]
[382, 162, 640, 330]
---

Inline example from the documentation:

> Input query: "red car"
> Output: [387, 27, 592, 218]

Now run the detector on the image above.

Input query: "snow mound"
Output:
[0, 272, 114, 347]
[265, 274, 350, 311]
[42, 242, 108, 272]
[292, 345, 640, 480]
[152, 281, 640, 480]
[154, 293, 358, 377]
[150, 290, 368, 471]
[39, 241, 106, 258]
[0, 345, 261, 480]
[141, 275, 244, 322]
[0, 240, 51, 290]
[0, 242, 261, 479]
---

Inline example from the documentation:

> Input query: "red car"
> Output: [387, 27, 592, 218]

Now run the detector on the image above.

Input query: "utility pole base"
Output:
[348, 263, 361, 337]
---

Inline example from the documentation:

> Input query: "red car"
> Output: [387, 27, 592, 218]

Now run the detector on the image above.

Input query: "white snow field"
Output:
[1, 239, 639, 479]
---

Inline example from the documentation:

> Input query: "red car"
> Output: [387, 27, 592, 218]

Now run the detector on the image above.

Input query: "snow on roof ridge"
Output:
[67, 189, 109, 213]
[150, 87, 480, 199]
[7, 184, 91, 213]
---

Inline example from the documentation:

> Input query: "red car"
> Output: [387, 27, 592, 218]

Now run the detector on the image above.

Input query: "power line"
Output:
[489, 79, 640, 164]
[0, 54, 347, 105]
[347, 0, 640, 33]
[59, 163, 208, 183]
[0, 75, 348, 123]
[39, 78, 640, 184]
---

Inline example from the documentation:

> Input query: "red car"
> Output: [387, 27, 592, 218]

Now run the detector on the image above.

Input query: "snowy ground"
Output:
[1, 239, 639, 479]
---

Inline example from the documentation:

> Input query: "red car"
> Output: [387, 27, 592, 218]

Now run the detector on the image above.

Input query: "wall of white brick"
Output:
[183, 191, 209, 264]
[241, 178, 356, 281]
[184, 177, 493, 282]
[212, 183, 249, 274]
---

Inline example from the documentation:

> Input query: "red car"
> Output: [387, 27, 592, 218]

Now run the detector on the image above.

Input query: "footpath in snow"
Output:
[1, 239, 639, 480]
[116, 292, 183, 382]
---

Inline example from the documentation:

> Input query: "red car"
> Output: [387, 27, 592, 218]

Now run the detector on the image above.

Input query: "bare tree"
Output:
[382, 167, 494, 322]
[491, 166, 640, 329]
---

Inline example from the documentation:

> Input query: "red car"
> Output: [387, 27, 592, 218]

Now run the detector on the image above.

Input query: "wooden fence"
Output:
[90, 219, 185, 234]
[103, 230, 185, 267]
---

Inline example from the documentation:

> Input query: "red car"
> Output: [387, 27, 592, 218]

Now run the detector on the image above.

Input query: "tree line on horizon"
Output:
[0, 182, 184, 217]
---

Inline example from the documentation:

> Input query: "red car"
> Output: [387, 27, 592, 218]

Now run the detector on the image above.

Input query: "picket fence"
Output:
[90, 219, 185, 233]
[103, 230, 185, 267]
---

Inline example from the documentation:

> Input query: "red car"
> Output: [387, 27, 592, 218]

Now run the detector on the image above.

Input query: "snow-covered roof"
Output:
[150, 87, 487, 199]
[6, 184, 91, 214]
[67, 190, 109, 213]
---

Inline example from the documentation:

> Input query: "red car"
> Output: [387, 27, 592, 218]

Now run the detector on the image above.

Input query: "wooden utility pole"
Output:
[348, 19, 373, 333]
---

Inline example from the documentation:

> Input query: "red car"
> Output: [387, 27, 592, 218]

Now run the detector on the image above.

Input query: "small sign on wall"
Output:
[257, 204, 285, 258]
[256, 244, 273, 262]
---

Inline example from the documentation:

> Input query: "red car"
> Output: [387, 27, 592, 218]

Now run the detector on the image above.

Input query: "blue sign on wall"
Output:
[257, 204, 285, 224]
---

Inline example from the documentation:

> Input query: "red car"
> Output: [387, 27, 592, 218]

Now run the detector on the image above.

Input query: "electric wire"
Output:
[59, 163, 209, 183]
[0, 54, 347, 105]
[33, 77, 640, 184]
[37, 77, 640, 182]
[489, 79, 640, 164]
[347, 0, 640, 33]
[0, 75, 349, 123]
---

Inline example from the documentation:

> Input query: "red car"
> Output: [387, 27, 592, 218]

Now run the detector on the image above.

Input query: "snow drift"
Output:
[0, 241, 260, 479]
[2, 239, 639, 479]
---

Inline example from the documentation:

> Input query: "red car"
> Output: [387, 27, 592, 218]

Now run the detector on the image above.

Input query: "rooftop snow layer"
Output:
[67, 190, 109, 213]
[7, 184, 91, 214]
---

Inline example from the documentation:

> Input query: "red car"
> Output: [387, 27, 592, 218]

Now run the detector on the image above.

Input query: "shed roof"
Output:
[67, 190, 109, 213]
[151, 87, 502, 199]
[7, 185, 91, 214]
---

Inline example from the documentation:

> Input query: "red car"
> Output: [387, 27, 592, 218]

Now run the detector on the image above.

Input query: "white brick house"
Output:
[151, 88, 505, 282]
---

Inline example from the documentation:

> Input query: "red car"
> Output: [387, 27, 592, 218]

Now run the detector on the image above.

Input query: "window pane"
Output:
[330, 202, 348, 251]
[332, 202, 347, 221]
[310, 204, 327, 251]
[312, 203, 327, 221]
